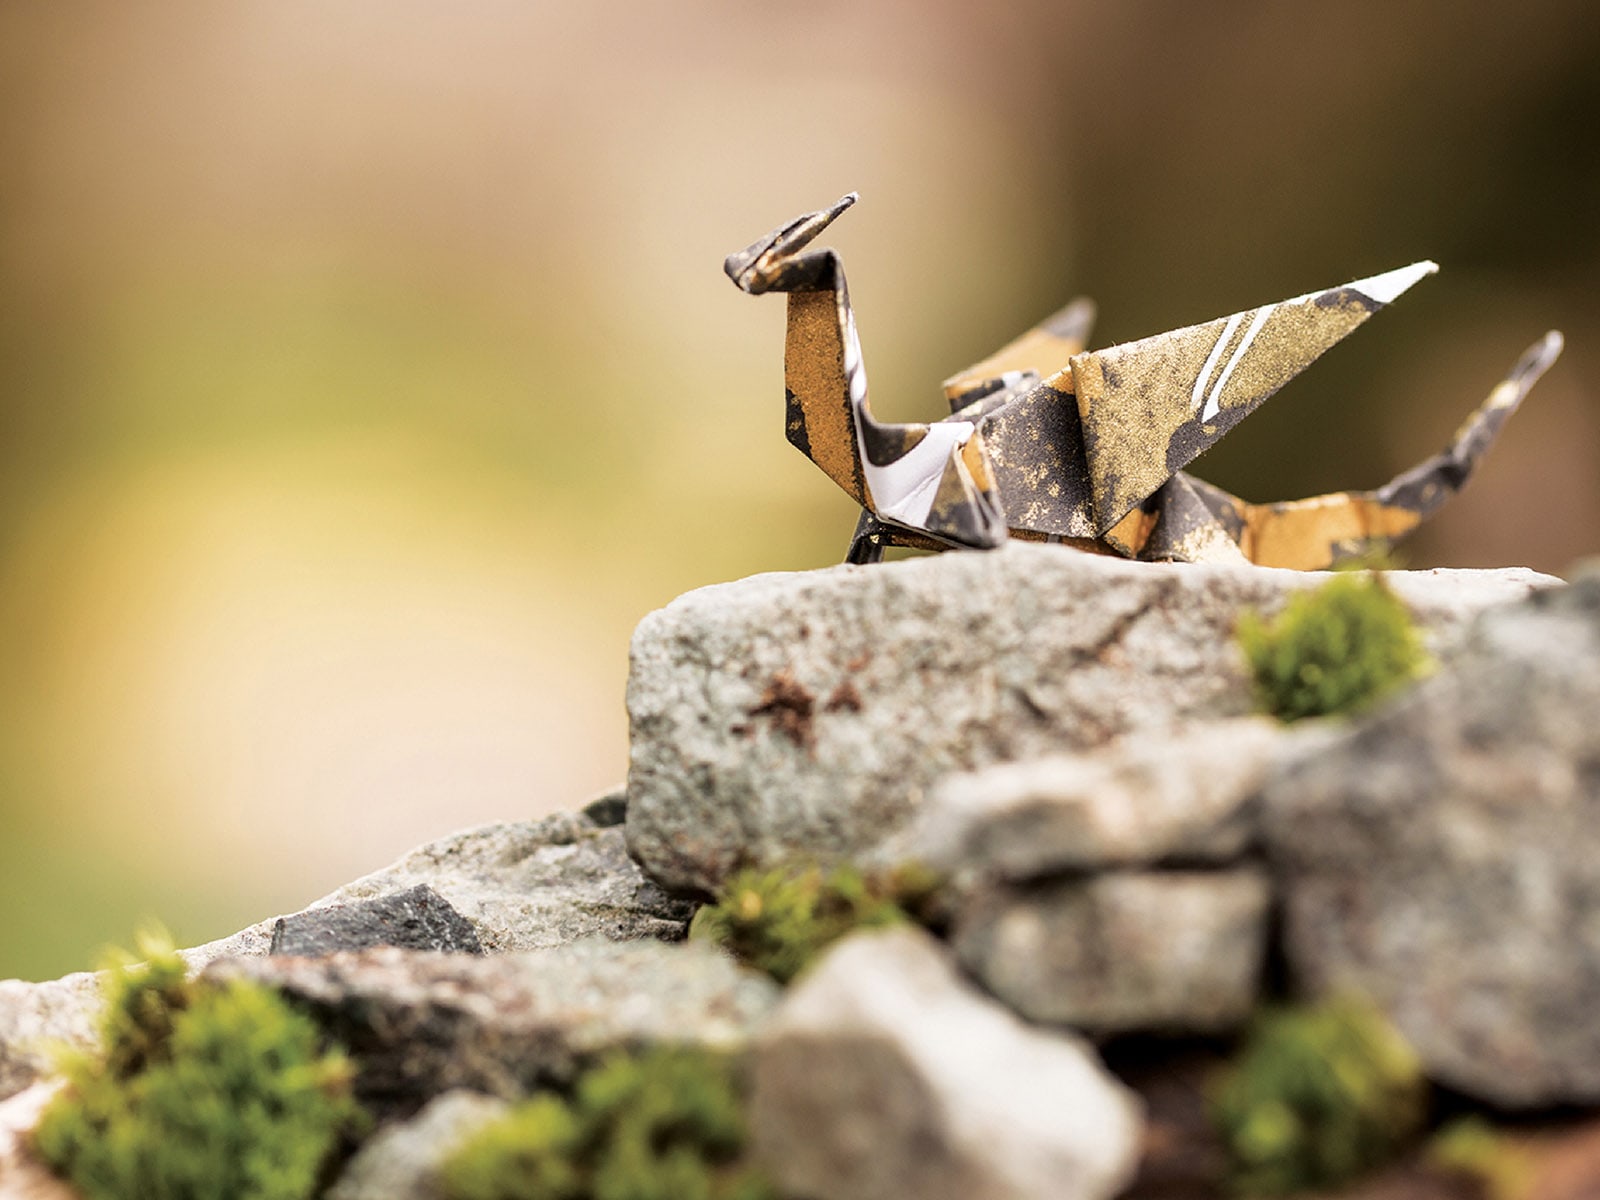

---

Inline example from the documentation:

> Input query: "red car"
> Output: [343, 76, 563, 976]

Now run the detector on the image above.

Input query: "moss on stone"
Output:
[688, 862, 932, 985]
[1212, 994, 1427, 1196]
[31, 929, 363, 1200]
[1237, 573, 1428, 722]
[441, 1047, 774, 1200]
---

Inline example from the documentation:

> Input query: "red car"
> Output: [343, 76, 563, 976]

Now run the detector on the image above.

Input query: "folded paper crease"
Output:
[725, 197, 1559, 568]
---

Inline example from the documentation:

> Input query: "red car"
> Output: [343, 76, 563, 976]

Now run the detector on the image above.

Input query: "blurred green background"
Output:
[1, 1, 1596, 980]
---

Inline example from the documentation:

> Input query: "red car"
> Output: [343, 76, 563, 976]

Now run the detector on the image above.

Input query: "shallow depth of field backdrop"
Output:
[1, 2, 1596, 979]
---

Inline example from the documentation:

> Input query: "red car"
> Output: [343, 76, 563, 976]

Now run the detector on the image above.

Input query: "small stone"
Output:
[1264, 569, 1600, 1107]
[952, 869, 1271, 1034]
[750, 926, 1142, 1200]
[626, 543, 1556, 895]
[905, 717, 1286, 881]
[270, 885, 484, 957]
[326, 1090, 512, 1200]
[206, 938, 779, 1117]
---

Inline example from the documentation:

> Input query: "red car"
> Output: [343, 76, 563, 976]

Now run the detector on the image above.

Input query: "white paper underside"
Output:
[859, 419, 974, 528]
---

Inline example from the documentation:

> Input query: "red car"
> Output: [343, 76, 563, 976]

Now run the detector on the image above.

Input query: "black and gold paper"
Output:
[726, 195, 1563, 569]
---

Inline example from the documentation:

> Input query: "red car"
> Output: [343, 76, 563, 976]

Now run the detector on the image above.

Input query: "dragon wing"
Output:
[941, 298, 1097, 410]
[1067, 261, 1438, 538]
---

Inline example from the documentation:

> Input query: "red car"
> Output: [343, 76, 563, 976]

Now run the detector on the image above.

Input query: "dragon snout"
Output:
[725, 192, 859, 293]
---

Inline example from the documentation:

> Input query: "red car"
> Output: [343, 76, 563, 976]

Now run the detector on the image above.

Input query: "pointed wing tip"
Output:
[1043, 296, 1098, 340]
[1512, 330, 1564, 385]
[1348, 260, 1439, 306]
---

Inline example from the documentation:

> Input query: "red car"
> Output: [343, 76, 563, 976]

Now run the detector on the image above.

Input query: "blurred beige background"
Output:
[1, 1, 1596, 979]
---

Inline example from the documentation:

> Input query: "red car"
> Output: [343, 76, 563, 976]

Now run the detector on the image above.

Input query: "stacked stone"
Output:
[8, 543, 1600, 1200]
[619, 544, 1585, 1198]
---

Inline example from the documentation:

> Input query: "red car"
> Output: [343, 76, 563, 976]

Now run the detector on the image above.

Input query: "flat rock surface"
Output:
[750, 926, 1142, 1200]
[952, 869, 1271, 1034]
[626, 543, 1556, 894]
[1264, 570, 1600, 1107]
[206, 938, 779, 1117]
[270, 884, 484, 957]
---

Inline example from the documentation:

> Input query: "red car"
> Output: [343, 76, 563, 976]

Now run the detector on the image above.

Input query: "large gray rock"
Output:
[904, 717, 1289, 882]
[206, 938, 779, 1116]
[750, 926, 1142, 1200]
[1264, 569, 1600, 1107]
[952, 869, 1271, 1034]
[326, 1090, 512, 1200]
[626, 543, 1555, 894]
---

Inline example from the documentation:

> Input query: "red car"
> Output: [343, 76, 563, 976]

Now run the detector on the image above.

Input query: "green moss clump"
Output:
[1237, 573, 1428, 722]
[32, 930, 363, 1200]
[1212, 995, 1428, 1196]
[1428, 1117, 1536, 1200]
[442, 1047, 775, 1200]
[688, 862, 932, 985]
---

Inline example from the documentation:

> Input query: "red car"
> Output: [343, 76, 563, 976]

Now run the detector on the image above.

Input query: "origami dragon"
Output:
[725, 193, 1563, 568]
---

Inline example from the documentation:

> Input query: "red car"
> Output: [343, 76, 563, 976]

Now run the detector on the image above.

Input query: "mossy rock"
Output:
[442, 1047, 774, 1200]
[1212, 994, 1427, 1195]
[1237, 573, 1428, 722]
[32, 932, 363, 1200]
[688, 862, 934, 985]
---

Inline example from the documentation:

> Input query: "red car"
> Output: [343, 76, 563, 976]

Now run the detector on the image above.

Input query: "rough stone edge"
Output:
[0, 790, 633, 1104]
[182, 786, 629, 968]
